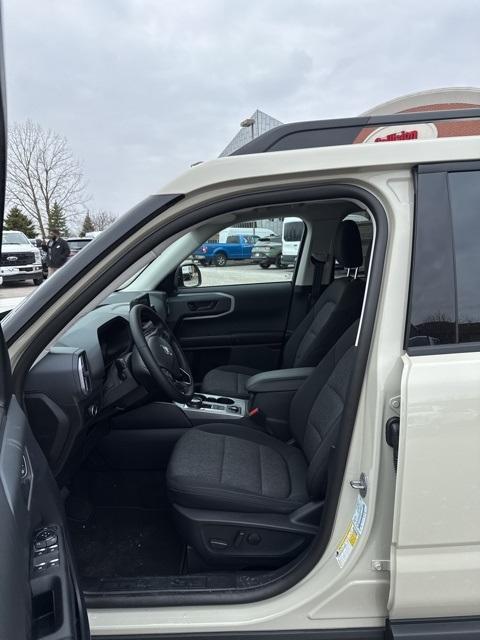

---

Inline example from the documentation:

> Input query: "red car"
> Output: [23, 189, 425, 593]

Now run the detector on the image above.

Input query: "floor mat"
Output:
[67, 469, 185, 578]
[69, 506, 184, 578]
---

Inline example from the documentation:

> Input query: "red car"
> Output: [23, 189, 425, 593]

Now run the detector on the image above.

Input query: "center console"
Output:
[176, 394, 247, 419]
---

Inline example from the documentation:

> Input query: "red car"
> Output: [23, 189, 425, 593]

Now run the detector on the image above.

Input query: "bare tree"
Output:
[90, 209, 117, 231]
[7, 120, 88, 238]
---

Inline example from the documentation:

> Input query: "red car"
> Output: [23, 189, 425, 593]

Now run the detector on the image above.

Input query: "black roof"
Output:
[232, 108, 480, 156]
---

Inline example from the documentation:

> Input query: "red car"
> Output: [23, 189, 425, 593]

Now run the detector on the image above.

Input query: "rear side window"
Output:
[448, 172, 480, 342]
[407, 167, 480, 350]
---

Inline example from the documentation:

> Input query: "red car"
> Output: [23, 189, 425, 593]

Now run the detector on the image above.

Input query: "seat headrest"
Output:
[334, 220, 363, 269]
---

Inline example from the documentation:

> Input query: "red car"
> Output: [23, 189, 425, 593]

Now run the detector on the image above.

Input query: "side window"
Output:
[191, 218, 302, 287]
[407, 168, 480, 349]
[448, 171, 480, 343]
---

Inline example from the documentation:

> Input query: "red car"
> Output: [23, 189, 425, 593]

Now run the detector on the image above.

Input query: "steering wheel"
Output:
[129, 303, 194, 403]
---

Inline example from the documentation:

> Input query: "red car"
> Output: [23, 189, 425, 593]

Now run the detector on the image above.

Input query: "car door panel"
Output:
[168, 291, 234, 324]
[172, 282, 292, 381]
[0, 390, 89, 639]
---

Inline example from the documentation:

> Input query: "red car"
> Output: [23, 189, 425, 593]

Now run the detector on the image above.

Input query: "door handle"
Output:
[187, 300, 216, 311]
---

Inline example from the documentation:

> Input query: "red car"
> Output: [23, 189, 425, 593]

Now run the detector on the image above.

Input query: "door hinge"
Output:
[389, 395, 401, 415]
[371, 559, 390, 572]
[350, 472, 368, 497]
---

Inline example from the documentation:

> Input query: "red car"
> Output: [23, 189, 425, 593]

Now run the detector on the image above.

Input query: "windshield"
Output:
[67, 239, 91, 251]
[3, 231, 30, 245]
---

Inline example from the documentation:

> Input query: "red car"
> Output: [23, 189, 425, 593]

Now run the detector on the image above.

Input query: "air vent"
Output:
[77, 352, 91, 395]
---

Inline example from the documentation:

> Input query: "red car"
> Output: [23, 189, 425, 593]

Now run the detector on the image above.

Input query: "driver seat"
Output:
[167, 322, 358, 566]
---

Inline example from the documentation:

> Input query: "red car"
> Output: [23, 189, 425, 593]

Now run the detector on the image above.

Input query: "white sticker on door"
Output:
[335, 496, 367, 568]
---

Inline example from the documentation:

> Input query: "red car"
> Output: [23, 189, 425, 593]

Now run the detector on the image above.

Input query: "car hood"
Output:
[1, 243, 36, 252]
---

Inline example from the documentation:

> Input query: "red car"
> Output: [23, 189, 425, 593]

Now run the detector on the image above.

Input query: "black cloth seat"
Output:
[168, 322, 358, 522]
[201, 365, 261, 399]
[201, 220, 365, 399]
[167, 424, 308, 514]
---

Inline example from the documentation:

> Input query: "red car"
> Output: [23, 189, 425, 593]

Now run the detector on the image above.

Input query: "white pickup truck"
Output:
[0, 229, 43, 285]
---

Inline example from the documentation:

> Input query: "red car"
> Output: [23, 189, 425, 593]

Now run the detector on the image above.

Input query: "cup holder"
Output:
[216, 397, 234, 405]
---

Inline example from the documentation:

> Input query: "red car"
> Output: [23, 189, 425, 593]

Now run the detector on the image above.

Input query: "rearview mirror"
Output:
[176, 262, 202, 288]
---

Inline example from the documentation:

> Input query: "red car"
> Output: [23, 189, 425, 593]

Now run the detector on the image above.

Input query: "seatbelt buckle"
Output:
[248, 407, 267, 429]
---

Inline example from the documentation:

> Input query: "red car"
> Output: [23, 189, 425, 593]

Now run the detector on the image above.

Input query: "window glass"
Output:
[448, 171, 480, 343]
[407, 169, 480, 350]
[3, 231, 29, 245]
[191, 218, 297, 287]
[407, 172, 456, 348]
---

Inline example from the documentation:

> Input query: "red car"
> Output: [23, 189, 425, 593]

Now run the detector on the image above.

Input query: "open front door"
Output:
[0, 359, 90, 639]
[0, 13, 90, 640]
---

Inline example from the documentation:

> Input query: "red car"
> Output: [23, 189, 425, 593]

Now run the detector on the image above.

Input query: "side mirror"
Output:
[176, 262, 202, 288]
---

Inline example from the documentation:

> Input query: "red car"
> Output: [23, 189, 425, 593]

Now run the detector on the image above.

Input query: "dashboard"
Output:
[23, 291, 168, 476]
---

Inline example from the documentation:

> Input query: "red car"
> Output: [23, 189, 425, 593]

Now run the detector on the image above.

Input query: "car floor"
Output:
[67, 466, 185, 581]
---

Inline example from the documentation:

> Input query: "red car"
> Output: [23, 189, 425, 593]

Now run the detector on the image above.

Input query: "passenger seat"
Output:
[201, 220, 366, 399]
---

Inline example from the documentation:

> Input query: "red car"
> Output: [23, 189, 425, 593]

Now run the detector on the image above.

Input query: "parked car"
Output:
[193, 232, 260, 266]
[66, 236, 93, 258]
[281, 217, 304, 267]
[251, 234, 284, 268]
[0, 230, 43, 285]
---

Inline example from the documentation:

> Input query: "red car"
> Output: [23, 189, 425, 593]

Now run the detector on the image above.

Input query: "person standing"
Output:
[46, 228, 70, 277]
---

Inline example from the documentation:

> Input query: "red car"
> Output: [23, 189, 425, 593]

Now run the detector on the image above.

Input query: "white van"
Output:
[218, 226, 273, 243]
[281, 216, 304, 266]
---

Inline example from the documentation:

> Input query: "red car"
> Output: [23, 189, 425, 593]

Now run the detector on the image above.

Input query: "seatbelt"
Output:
[309, 251, 329, 308]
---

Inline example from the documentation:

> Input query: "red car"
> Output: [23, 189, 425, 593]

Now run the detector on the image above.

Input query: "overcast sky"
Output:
[4, 0, 480, 215]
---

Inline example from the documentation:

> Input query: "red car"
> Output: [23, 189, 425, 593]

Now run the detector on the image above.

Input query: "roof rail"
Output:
[232, 108, 480, 156]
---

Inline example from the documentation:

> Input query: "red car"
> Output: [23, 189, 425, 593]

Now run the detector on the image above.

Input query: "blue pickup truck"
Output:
[193, 233, 260, 267]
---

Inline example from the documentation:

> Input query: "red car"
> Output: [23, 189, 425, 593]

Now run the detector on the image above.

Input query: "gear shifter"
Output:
[189, 395, 203, 410]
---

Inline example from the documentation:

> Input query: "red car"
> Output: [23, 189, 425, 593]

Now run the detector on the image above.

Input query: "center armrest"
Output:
[246, 368, 315, 394]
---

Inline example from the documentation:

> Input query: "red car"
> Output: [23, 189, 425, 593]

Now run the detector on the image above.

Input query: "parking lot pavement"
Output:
[0, 282, 38, 314]
[0, 283, 37, 298]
